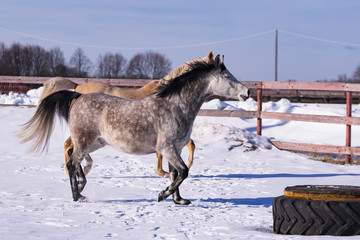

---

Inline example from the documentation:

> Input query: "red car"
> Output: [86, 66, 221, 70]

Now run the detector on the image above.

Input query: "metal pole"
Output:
[275, 29, 278, 82]
[345, 91, 352, 164]
[257, 88, 263, 135]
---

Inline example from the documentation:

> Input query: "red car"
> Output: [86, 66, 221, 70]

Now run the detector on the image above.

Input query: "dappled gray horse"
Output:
[18, 54, 250, 205]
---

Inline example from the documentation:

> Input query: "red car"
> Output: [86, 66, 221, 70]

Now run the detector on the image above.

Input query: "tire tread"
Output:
[273, 195, 360, 236]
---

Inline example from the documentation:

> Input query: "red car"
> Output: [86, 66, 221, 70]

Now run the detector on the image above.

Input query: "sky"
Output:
[0, 0, 360, 82]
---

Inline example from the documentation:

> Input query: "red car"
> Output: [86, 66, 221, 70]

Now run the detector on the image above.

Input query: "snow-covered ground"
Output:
[1, 88, 360, 239]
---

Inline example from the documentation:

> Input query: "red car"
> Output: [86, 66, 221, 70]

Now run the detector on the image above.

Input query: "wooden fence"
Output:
[198, 81, 360, 164]
[1, 76, 359, 164]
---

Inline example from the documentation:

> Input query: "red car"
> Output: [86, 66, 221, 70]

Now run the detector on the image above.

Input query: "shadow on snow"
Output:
[198, 197, 274, 207]
[190, 173, 360, 179]
[88, 173, 360, 180]
[98, 197, 274, 207]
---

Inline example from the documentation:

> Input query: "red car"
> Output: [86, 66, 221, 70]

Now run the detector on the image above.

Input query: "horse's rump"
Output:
[40, 78, 78, 102]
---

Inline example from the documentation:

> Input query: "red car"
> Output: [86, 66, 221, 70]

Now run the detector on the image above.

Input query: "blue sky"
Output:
[0, 0, 359, 82]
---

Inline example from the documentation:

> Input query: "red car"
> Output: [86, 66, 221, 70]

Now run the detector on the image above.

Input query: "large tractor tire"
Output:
[273, 185, 360, 236]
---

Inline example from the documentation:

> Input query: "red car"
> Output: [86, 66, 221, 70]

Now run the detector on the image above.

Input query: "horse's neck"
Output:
[161, 79, 209, 121]
[132, 85, 156, 99]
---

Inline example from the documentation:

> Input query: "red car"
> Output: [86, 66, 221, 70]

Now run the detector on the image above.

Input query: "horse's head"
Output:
[207, 54, 250, 101]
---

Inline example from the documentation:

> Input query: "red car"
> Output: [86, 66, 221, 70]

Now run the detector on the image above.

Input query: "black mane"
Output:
[156, 60, 225, 98]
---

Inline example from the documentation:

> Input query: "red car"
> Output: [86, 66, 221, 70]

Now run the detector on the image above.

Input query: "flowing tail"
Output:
[17, 91, 81, 154]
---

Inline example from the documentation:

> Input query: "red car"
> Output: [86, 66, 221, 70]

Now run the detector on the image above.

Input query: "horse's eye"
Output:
[224, 74, 230, 79]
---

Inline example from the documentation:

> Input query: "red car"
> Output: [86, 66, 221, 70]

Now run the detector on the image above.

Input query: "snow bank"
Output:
[192, 122, 272, 151]
[0, 87, 43, 105]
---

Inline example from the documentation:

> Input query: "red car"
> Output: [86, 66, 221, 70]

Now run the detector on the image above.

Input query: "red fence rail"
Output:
[1, 76, 359, 164]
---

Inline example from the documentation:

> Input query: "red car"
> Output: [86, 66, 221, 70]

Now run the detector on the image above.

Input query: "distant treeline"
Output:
[0, 42, 172, 79]
[322, 71, 360, 83]
[292, 66, 360, 83]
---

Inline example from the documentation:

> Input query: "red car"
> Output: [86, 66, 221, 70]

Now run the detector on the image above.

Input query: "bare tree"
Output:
[48, 47, 68, 76]
[96, 52, 127, 78]
[16, 44, 50, 76]
[126, 51, 171, 79]
[0, 43, 52, 76]
[126, 53, 150, 79]
[0, 43, 73, 77]
[337, 74, 351, 83]
[353, 65, 360, 83]
[0, 43, 23, 76]
[149, 52, 172, 79]
[0, 42, 5, 60]
[69, 48, 92, 77]
[21, 45, 34, 76]
[31, 45, 50, 76]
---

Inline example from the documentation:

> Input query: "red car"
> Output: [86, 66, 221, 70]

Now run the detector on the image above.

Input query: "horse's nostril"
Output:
[240, 89, 250, 100]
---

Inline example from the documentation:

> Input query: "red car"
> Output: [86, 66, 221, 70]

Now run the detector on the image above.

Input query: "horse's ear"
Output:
[214, 54, 221, 68]
[206, 51, 214, 63]
[221, 55, 224, 64]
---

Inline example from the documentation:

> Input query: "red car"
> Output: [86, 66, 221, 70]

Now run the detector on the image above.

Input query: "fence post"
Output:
[345, 91, 352, 164]
[257, 88, 263, 135]
[275, 29, 278, 82]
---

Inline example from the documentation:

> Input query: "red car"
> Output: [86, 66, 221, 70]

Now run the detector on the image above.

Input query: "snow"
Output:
[0, 87, 43, 105]
[1, 88, 360, 239]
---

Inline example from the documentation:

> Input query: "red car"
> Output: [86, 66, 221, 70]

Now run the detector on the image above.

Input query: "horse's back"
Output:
[75, 81, 113, 94]
[75, 82, 144, 99]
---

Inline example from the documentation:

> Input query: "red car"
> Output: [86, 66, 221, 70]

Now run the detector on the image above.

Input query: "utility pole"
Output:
[275, 29, 278, 81]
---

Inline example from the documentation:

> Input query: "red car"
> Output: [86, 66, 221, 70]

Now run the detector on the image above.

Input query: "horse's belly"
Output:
[102, 128, 157, 155]
[109, 139, 156, 155]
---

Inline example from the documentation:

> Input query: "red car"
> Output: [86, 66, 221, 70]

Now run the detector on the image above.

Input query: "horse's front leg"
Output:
[185, 139, 195, 169]
[66, 155, 87, 202]
[168, 163, 191, 205]
[64, 137, 73, 176]
[157, 146, 190, 205]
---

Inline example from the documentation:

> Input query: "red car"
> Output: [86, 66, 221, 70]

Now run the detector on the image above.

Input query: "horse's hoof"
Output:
[73, 194, 87, 202]
[174, 198, 191, 205]
[158, 190, 170, 202]
[156, 171, 169, 178]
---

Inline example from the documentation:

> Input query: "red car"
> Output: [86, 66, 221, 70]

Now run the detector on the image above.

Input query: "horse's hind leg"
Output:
[76, 163, 87, 193]
[66, 152, 86, 202]
[155, 153, 169, 178]
[65, 137, 92, 176]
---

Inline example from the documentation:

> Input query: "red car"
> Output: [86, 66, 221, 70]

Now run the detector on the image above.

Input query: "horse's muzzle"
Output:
[238, 89, 250, 101]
